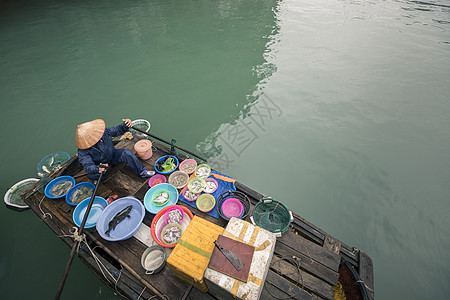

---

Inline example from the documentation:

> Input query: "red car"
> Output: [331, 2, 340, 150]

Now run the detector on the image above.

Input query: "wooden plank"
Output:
[359, 251, 375, 300]
[187, 286, 218, 300]
[292, 213, 359, 267]
[270, 254, 335, 300]
[323, 236, 341, 255]
[275, 240, 339, 286]
[263, 270, 315, 299]
[105, 170, 143, 195]
[278, 230, 340, 272]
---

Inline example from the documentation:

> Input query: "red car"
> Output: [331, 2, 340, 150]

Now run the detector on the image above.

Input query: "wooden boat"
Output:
[22, 135, 374, 300]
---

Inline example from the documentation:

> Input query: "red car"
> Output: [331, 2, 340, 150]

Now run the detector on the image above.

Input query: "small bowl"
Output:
[141, 245, 166, 275]
[44, 176, 76, 199]
[168, 171, 189, 189]
[195, 164, 211, 179]
[148, 174, 167, 187]
[163, 206, 185, 225]
[204, 177, 218, 194]
[72, 196, 108, 228]
[196, 194, 216, 213]
[179, 159, 198, 174]
[187, 177, 206, 193]
[154, 155, 179, 175]
[221, 197, 243, 218]
[66, 182, 96, 206]
[160, 223, 183, 245]
[182, 187, 200, 202]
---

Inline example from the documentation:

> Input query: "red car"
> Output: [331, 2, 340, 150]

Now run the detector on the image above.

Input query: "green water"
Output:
[1, 0, 450, 299]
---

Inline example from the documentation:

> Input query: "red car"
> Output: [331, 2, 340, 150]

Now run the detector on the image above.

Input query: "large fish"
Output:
[105, 205, 132, 236]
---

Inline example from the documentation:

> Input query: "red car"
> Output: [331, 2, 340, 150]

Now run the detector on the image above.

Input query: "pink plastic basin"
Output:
[221, 198, 243, 218]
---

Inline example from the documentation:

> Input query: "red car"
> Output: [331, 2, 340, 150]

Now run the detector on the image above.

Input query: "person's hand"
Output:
[99, 163, 109, 173]
[122, 119, 132, 127]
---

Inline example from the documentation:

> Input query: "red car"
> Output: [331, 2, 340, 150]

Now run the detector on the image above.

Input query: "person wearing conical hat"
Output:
[76, 118, 155, 181]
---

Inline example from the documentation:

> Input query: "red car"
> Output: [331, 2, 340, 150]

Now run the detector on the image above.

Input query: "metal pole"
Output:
[54, 171, 104, 300]
[131, 126, 207, 162]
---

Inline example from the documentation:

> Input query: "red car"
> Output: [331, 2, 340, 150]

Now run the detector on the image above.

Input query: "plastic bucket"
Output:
[134, 139, 153, 160]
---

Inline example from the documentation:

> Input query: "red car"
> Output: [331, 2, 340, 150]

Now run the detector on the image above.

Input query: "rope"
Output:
[60, 227, 168, 300]
[38, 196, 52, 219]
[355, 280, 374, 293]
[265, 255, 304, 299]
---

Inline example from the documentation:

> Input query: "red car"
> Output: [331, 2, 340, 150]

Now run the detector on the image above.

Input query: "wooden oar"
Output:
[54, 170, 105, 300]
[130, 126, 207, 162]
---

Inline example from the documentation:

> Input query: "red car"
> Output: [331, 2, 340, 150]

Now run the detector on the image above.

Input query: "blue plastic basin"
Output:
[72, 196, 108, 228]
[65, 182, 95, 206]
[44, 176, 76, 199]
[154, 155, 179, 175]
[96, 197, 145, 242]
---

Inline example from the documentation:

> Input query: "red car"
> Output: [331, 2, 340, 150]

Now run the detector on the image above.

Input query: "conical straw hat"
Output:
[76, 119, 106, 149]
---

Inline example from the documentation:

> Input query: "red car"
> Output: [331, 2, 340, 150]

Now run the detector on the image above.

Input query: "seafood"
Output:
[71, 186, 94, 204]
[204, 181, 217, 193]
[162, 226, 182, 244]
[188, 180, 205, 193]
[105, 205, 132, 236]
[42, 166, 51, 174]
[50, 181, 74, 197]
[152, 178, 164, 185]
[184, 190, 199, 200]
[180, 163, 196, 173]
[167, 209, 183, 224]
[153, 191, 170, 205]
[196, 166, 210, 178]
[170, 174, 188, 188]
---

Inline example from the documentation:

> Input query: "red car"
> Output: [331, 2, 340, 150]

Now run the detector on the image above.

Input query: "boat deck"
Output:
[23, 137, 374, 300]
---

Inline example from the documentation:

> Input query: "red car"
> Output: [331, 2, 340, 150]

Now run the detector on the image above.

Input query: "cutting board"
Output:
[208, 235, 255, 282]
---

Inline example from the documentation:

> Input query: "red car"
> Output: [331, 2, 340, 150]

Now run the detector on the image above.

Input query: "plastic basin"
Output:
[144, 183, 179, 214]
[196, 194, 216, 213]
[148, 174, 167, 187]
[154, 155, 179, 175]
[66, 182, 95, 206]
[44, 176, 75, 199]
[96, 196, 145, 242]
[72, 196, 108, 228]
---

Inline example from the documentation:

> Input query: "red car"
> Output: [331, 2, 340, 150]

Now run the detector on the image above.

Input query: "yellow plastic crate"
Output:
[167, 216, 224, 292]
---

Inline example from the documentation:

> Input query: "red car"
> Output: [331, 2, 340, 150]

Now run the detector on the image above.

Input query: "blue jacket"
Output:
[78, 122, 128, 176]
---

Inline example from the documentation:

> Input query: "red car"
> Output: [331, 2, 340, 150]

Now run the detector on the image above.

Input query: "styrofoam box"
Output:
[204, 217, 276, 300]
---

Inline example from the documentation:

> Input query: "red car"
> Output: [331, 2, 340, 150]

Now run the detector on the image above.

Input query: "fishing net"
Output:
[251, 198, 292, 235]
[37, 152, 70, 177]
[4, 178, 39, 208]
[130, 119, 151, 137]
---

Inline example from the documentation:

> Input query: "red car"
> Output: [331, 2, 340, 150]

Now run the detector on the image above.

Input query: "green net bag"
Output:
[251, 197, 292, 236]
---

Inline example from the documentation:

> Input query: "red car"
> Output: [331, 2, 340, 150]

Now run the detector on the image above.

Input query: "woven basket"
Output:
[216, 190, 251, 221]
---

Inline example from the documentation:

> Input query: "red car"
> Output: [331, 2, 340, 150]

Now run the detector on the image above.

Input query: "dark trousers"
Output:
[87, 149, 145, 181]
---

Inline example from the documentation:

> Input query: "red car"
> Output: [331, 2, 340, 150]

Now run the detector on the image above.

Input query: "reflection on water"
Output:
[197, 0, 450, 300]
